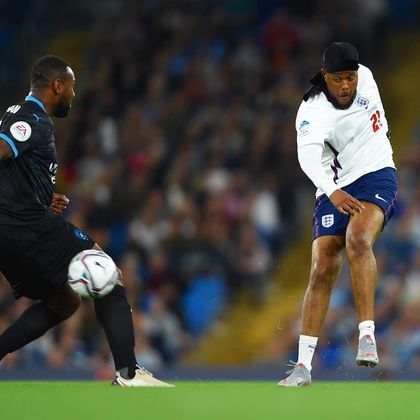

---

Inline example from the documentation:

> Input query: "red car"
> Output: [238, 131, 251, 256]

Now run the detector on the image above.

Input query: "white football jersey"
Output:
[296, 64, 395, 198]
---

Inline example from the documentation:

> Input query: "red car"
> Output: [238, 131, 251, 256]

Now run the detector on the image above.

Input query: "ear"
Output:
[52, 79, 61, 95]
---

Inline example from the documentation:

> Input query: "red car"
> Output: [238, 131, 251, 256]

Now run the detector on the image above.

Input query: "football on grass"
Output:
[68, 250, 118, 299]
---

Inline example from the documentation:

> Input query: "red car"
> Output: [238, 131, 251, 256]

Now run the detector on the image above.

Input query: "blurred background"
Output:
[0, 0, 419, 381]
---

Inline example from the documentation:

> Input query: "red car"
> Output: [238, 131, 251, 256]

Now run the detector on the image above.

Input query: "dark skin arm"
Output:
[330, 189, 365, 216]
[0, 139, 14, 160]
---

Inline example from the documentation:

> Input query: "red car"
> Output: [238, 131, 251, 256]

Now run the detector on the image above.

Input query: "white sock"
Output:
[298, 334, 318, 371]
[359, 320, 375, 341]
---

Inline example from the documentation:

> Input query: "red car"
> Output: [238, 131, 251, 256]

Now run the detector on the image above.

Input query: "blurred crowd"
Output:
[0, 0, 418, 376]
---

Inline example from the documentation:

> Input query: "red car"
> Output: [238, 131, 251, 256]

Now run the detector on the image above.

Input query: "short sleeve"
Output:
[0, 112, 42, 158]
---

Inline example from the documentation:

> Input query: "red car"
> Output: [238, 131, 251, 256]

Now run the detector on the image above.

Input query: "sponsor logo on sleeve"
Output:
[321, 214, 334, 228]
[298, 120, 310, 136]
[299, 120, 309, 130]
[10, 121, 32, 142]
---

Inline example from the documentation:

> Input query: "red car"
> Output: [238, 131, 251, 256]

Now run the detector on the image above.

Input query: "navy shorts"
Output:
[312, 167, 398, 240]
[0, 212, 95, 300]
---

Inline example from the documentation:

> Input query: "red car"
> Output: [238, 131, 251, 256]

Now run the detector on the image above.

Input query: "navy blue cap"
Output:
[323, 42, 359, 73]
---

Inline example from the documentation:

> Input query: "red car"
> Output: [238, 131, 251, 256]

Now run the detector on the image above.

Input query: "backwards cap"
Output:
[323, 42, 359, 73]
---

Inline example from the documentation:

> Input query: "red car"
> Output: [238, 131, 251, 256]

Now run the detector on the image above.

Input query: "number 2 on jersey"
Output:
[370, 110, 382, 133]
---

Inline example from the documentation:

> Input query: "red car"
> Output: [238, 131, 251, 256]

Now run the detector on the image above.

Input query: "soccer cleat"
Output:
[356, 334, 379, 368]
[278, 361, 311, 387]
[112, 366, 174, 387]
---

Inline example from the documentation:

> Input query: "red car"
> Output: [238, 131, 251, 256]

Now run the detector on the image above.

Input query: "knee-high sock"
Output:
[0, 302, 64, 360]
[94, 285, 137, 377]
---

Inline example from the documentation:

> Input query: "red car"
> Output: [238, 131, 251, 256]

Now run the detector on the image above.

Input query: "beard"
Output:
[53, 98, 72, 118]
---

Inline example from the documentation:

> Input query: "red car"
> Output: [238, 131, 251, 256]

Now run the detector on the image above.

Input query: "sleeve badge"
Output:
[10, 121, 32, 142]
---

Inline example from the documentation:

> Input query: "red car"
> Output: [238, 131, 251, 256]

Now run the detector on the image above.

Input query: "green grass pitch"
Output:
[1, 381, 420, 420]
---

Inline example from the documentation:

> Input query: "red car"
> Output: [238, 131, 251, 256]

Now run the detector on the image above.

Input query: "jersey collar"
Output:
[25, 95, 47, 113]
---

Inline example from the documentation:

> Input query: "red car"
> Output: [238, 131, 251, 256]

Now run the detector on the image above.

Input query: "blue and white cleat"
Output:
[356, 335, 379, 368]
[112, 366, 174, 387]
[278, 361, 311, 387]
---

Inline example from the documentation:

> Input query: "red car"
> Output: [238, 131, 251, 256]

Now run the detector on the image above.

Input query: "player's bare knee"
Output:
[346, 233, 372, 259]
[309, 262, 337, 292]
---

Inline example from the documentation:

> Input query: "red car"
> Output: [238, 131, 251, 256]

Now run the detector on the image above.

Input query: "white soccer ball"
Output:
[68, 250, 118, 299]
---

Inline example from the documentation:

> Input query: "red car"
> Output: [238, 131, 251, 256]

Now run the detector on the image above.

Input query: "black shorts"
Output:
[0, 212, 95, 300]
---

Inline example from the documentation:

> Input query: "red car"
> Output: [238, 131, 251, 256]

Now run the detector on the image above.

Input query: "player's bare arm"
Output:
[0, 140, 14, 160]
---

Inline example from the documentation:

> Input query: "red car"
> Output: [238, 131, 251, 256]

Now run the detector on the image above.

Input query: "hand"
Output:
[50, 193, 70, 215]
[329, 189, 365, 216]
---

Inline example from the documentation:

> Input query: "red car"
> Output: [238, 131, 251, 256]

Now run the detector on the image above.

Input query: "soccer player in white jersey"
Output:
[278, 42, 398, 386]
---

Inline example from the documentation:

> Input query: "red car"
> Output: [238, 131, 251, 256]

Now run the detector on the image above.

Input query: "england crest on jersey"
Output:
[355, 94, 369, 109]
[321, 214, 334, 228]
